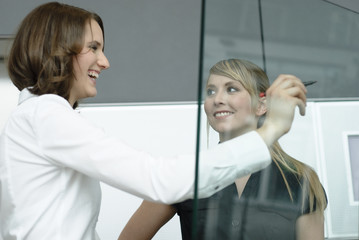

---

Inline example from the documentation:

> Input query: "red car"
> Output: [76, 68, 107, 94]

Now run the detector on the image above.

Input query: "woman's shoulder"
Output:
[37, 93, 73, 109]
[253, 161, 304, 202]
[272, 160, 327, 214]
[18, 89, 73, 113]
[17, 92, 91, 134]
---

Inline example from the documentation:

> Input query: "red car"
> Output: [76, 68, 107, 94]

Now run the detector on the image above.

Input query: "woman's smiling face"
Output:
[70, 19, 110, 106]
[204, 74, 258, 141]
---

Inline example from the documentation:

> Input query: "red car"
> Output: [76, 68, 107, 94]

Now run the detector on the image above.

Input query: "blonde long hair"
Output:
[208, 58, 327, 213]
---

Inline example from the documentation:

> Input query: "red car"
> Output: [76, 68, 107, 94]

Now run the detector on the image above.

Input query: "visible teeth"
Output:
[88, 71, 99, 79]
[215, 112, 231, 117]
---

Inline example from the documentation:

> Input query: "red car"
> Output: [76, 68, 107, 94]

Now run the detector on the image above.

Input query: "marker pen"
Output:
[259, 81, 317, 97]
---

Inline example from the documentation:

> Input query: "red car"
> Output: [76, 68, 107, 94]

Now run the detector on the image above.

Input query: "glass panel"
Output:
[193, 0, 359, 240]
[202, 0, 359, 101]
[262, 0, 359, 100]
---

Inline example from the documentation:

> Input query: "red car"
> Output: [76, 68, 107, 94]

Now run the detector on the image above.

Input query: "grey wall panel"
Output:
[0, 0, 201, 103]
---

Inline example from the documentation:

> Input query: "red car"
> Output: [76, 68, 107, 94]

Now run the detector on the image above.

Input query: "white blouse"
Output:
[0, 89, 270, 239]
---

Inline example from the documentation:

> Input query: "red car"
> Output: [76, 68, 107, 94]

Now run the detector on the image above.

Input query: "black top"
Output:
[173, 161, 324, 240]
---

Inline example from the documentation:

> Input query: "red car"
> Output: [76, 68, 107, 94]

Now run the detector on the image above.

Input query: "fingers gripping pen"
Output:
[259, 81, 317, 97]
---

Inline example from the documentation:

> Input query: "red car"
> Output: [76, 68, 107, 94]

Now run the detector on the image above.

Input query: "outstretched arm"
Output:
[118, 200, 177, 240]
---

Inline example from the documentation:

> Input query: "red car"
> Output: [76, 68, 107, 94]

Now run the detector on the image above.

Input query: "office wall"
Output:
[77, 101, 359, 239]
[2, 0, 358, 106]
[78, 104, 201, 240]
[1, 81, 358, 239]
[0, 0, 201, 103]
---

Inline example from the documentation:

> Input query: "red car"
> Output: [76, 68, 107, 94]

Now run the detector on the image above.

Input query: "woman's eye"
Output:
[228, 87, 238, 93]
[89, 45, 98, 51]
[206, 89, 215, 96]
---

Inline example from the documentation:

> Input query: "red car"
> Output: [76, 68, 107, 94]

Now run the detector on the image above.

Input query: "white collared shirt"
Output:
[0, 89, 270, 239]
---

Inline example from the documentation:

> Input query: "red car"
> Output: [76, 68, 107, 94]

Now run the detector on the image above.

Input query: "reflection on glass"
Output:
[196, 0, 359, 239]
[203, 0, 359, 100]
[189, 59, 327, 240]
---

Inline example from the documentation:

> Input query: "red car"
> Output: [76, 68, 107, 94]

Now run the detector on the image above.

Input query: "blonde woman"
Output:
[119, 59, 327, 240]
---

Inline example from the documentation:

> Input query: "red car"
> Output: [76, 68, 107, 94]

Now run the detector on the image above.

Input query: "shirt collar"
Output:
[18, 88, 73, 108]
[18, 88, 36, 105]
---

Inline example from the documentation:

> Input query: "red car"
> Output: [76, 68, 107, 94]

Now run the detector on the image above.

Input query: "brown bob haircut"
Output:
[7, 2, 104, 108]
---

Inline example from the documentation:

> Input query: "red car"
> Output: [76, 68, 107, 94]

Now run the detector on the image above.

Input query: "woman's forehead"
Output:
[84, 19, 104, 43]
[207, 74, 242, 86]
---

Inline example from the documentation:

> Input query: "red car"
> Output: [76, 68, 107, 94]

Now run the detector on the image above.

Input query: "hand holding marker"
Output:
[259, 81, 317, 97]
[302, 80, 317, 87]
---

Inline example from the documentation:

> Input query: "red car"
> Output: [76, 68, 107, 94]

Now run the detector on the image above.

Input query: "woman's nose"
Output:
[98, 52, 110, 69]
[214, 91, 225, 105]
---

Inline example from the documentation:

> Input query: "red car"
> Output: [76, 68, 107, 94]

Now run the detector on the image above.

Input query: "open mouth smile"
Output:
[88, 70, 99, 84]
[214, 111, 234, 118]
[88, 70, 99, 79]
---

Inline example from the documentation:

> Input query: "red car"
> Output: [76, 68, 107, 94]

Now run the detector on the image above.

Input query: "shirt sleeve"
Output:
[34, 96, 271, 204]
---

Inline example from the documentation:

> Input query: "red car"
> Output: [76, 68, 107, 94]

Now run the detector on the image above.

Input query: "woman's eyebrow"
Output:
[91, 40, 101, 46]
[224, 80, 240, 86]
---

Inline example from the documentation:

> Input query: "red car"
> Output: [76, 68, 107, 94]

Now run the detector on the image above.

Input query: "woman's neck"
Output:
[219, 128, 253, 142]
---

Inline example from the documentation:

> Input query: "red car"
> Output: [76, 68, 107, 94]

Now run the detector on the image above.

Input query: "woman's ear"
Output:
[256, 97, 267, 116]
